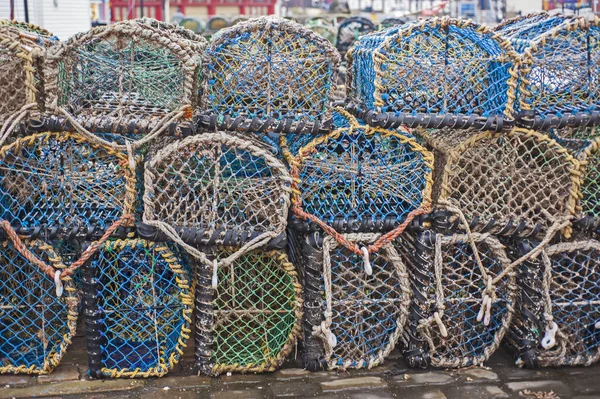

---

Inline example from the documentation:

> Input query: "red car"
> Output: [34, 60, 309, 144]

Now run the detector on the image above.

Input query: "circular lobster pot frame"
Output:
[0, 24, 52, 128]
[305, 17, 337, 45]
[572, 135, 600, 222]
[396, 228, 517, 368]
[496, 13, 600, 129]
[379, 18, 408, 30]
[282, 113, 433, 234]
[336, 16, 376, 56]
[508, 235, 600, 367]
[0, 131, 136, 239]
[83, 238, 193, 378]
[142, 131, 291, 249]
[200, 16, 341, 134]
[195, 248, 302, 375]
[45, 19, 206, 137]
[0, 239, 78, 375]
[359, 18, 518, 131]
[297, 233, 410, 370]
[420, 127, 581, 239]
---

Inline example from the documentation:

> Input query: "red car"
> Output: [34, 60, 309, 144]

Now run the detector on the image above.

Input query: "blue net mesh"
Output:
[0, 132, 134, 234]
[86, 239, 192, 378]
[284, 113, 432, 232]
[497, 14, 600, 125]
[360, 18, 516, 129]
[201, 16, 340, 133]
[0, 239, 77, 374]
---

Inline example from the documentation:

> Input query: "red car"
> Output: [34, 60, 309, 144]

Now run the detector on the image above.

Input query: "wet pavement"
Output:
[1, 332, 599, 399]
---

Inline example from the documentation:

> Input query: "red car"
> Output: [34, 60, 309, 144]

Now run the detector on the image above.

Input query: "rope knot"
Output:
[477, 276, 496, 326]
[211, 259, 219, 289]
[433, 311, 448, 338]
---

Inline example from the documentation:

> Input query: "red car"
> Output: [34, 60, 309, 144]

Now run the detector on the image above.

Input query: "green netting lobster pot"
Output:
[45, 19, 205, 137]
[306, 17, 337, 45]
[282, 112, 433, 234]
[507, 235, 600, 367]
[83, 239, 192, 378]
[336, 16, 375, 56]
[0, 131, 136, 238]
[420, 127, 581, 239]
[142, 131, 291, 249]
[396, 228, 517, 368]
[195, 248, 302, 375]
[364, 18, 518, 130]
[496, 13, 600, 129]
[0, 24, 51, 128]
[0, 239, 78, 374]
[200, 16, 340, 134]
[296, 233, 410, 370]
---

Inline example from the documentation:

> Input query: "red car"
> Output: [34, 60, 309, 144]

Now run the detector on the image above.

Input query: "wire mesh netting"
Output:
[0, 131, 136, 235]
[367, 18, 518, 130]
[45, 19, 205, 136]
[508, 237, 600, 367]
[420, 127, 581, 238]
[574, 137, 600, 221]
[0, 239, 78, 374]
[143, 132, 291, 248]
[336, 16, 375, 55]
[195, 248, 302, 375]
[282, 112, 433, 234]
[303, 234, 410, 370]
[496, 13, 600, 129]
[200, 16, 340, 134]
[397, 230, 517, 368]
[83, 239, 192, 378]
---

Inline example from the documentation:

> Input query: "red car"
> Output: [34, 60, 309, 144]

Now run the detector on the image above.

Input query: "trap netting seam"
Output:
[368, 17, 519, 130]
[0, 238, 78, 375]
[281, 109, 433, 259]
[534, 239, 600, 367]
[195, 248, 303, 375]
[575, 136, 600, 219]
[43, 19, 204, 149]
[200, 16, 341, 134]
[422, 126, 581, 238]
[84, 238, 193, 378]
[310, 233, 411, 370]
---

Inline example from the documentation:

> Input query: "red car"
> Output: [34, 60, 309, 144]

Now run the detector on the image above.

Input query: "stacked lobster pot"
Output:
[282, 111, 433, 371]
[0, 22, 82, 376]
[496, 13, 600, 368]
[35, 19, 206, 378]
[157, 16, 340, 376]
[346, 16, 573, 369]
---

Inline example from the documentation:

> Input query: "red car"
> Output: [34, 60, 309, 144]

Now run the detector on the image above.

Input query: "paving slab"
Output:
[0, 379, 145, 398]
[320, 376, 388, 392]
[37, 365, 80, 384]
[505, 380, 571, 397]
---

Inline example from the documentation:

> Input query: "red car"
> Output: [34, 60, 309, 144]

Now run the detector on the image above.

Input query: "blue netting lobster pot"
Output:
[199, 16, 340, 134]
[0, 239, 78, 374]
[82, 238, 192, 378]
[0, 131, 136, 239]
[294, 231, 410, 370]
[44, 19, 205, 139]
[335, 16, 375, 56]
[396, 227, 517, 368]
[507, 233, 600, 367]
[496, 13, 600, 129]
[194, 247, 302, 376]
[352, 17, 518, 131]
[282, 111, 433, 235]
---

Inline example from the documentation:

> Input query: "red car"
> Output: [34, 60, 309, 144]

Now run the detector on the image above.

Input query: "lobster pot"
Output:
[206, 17, 229, 36]
[379, 18, 407, 30]
[0, 24, 53, 127]
[0, 131, 135, 237]
[396, 229, 517, 368]
[420, 127, 580, 238]
[306, 17, 336, 45]
[364, 18, 517, 130]
[45, 19, 206, 136]
[336, 17, 375, 56]
[507, 235, 600, 367]
[200, 16, 340, 134]
[83, 239, 192, 378]
[297, 233, 410, 370]
[496, 13, 600, 129]
[195, 248, 302, 375]
[0, 239, 78, 374]
[282, 113, 433, 234]
[567, 136, 600, 221]
[143, 132, 290, 248]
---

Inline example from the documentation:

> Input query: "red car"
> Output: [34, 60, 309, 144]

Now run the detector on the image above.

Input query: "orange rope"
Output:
[0, 220, 56, 279]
